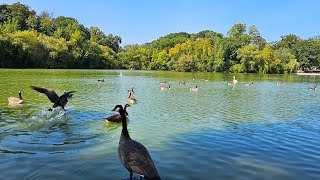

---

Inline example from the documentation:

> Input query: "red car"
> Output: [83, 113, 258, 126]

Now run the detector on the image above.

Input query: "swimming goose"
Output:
[8, 91, 24, 105]
[105, 104, 130, 122]
[97, 79, 105, 82]
[190, 85, 198, 91]
[160, 84, 171, 90]
[309, 85, 317, 91]
[179, 81, 186, 85]
[159, 81, 167, 85]
[31, 85, 76, 111]
[245, 82, 253, 86]
[113, 105, 161, 180]
[276, 82, 284, 86]
[127, 91, 137, 104]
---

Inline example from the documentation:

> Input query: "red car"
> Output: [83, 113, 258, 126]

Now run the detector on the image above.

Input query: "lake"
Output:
[1, 69, 320, 180]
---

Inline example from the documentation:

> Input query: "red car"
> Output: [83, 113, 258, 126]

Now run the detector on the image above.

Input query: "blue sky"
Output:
[2, 0, 320, 45]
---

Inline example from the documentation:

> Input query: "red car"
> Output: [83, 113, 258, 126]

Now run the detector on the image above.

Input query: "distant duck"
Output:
[127, 91, 137, 104]
[119, 72, 123, 77]
[245, 82, 254, 86]
[31, 85, 76, 111]
[159, 81, 167, 85]
[97, 79, 105, 82]
[190, 85, 198, 91]
[160, 84, 171, 90]
[127, 87, 135, 94]
[276, 82, 284, 86]
[8, 91, 24, 105]
[105, 104, 130, 122]
[113, 104, 161, 180]
[201, 79, 209, 82]
[309, 85, 317, 91]
[179, 81, 186, 85]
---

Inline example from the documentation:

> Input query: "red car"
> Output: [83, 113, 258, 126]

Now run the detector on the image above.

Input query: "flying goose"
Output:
[31, 85, 76, 111]
[105, 104, 130, 122]
[8, 91, 24, 105]
[113, 105, 161, 180]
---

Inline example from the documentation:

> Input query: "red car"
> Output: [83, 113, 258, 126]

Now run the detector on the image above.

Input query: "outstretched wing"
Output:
[31, 85, 59, 103]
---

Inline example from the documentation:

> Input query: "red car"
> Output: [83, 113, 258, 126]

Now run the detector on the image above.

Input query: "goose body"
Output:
[31, 85, 76, 111]
[8, 91, 24, 105]
[127, 91, 137, 104]
[245, 82, 253, 86]
[179, 81, 186, 85]
[113, 105, 161, 180]
[276, 82, 284, 86]
[227, 76, 238, 85]
[190, 85, 198, 91]
[309, 85, 317, 91]
[105, 104, 130, 123]
[97, 79, 105, 82]
[160, 84, 171, 90]
[159, 81, 167, 85]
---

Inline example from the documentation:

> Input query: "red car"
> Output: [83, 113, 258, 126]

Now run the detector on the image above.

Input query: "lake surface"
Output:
[1, 69, 320, 180]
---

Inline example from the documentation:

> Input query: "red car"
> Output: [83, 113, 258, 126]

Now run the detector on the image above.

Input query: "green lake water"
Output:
[1, 69, 320, 179]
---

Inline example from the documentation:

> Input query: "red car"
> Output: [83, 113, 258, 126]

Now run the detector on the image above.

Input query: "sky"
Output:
[2, 0, 320, 45]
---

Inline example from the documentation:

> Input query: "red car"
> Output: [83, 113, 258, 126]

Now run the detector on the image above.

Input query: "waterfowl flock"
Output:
[5, 74, 318, 180]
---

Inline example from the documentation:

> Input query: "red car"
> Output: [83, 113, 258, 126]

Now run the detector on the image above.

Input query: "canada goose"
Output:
[159, 81, 167, 85]
[127, 87, 135, 94]
[8, 91, 24, 105]
[97, 79, 105, 82]
[245, 82, 253, 86]
[276, 82, 284, 86]
[190, 85, 198, 91]
[179, 81, 186, 85]
[309, 85, 317, 91]
[31, 85, 76, 111]
[160, 84, 171, 90]
[113, 105, 161, 180]
[127, 91, 137, 104]
[105, 104, 130, 122]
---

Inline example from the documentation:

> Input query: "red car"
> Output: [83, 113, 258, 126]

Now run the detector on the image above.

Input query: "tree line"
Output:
[1, 2, 320, 73]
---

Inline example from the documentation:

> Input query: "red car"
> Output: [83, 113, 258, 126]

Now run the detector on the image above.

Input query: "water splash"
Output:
[20, 108, 68, 130]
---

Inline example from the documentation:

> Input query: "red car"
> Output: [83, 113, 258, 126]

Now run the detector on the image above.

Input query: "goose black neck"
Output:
[19, 92, 22, 100]
[120, 109, 129, 137]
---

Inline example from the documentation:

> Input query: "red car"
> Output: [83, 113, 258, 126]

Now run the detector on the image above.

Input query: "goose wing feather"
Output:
[119, 138, 159, 179]
[31, 86, 59, 103]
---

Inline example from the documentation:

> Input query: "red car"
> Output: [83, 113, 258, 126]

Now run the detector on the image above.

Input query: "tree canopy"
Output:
[1, 2, 319, 73]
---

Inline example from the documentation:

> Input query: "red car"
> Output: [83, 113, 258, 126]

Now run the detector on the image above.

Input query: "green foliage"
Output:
[0, 2, 319, 73]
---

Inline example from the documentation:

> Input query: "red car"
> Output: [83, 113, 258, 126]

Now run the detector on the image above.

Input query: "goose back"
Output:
[114, 105, 161, 180]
